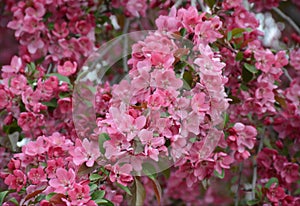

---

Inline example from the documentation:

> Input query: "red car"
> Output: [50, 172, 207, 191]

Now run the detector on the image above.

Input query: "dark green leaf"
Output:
[244, 63, 258, 74]
[116, 183, 132, 196]
[205, 0, 216, 9]
[91, 190, 105, 200]
[242, 66, 254, 83]
[0, 191, 9, 205]
[42, 98, 58, 108]
[235, 51, 244, 61]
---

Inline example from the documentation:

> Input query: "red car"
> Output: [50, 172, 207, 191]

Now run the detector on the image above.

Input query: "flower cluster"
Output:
[0, 0, 299, 205]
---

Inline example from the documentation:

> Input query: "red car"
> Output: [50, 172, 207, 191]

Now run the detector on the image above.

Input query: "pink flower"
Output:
[266, 184, 286, 203]
[227, 123, 257, 154]
[151, 69, 183, 90]
[107, 164, 133, 186]
[57, 97, 72, 114]
[65, 183, 92, 205]
[155, 7, 182, 32]
[70, 138, 100, 167]
[58, 61, 77, 76]
[280, 163, 299, 184]
[214, 152, 234, 174]
[290, 48, 300, 70]
[28, 167, 46, 184]
[2, 55, 23, 74]
[194, 159, 215, 181]
[191, 92, 210, 113]
[126, 0, 147, 17]
[49, 168, 76, 193]
[8, 74, 28, 95]
[4, 170, 27, 192]
[139, 129, 165, 161]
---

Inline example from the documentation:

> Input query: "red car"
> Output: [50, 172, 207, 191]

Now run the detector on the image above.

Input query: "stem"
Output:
[283, 68, 293, 83]
[174, 0, 183, 8]
[123, 19, 130, 73]
[251, 127, 265, 200]
[272, 7, 300, 35]
[191, 0, 196, 7]
[197, 0, 206, 11]
[235, 163, 244, 206]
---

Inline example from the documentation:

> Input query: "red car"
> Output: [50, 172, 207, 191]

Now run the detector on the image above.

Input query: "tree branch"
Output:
[235, 163, 244, 206]
[273, 7, 300, 35]
[251, 127, 265, 200]
[123, 19, 130, 73]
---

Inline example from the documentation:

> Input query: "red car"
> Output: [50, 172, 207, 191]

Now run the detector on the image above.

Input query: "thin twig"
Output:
[251, 127, 265, 200]
[191, 0, 196, 7]
[283, 68, 293, 83]
[273, 7, 300, 35]
[123, 19, 130, 73]
[174, 0, 183, 8]
[235, 163, 244, 206]
[197, 0, 206, 12]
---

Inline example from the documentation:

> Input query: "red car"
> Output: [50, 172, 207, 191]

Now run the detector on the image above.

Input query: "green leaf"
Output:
[142, 162, 157, 179]
[247, 199, 260, 205]
[97, 198, 114, 206]
[231, 28, 245, 38]
[116, 183, 132, 196]
[89, 183, 98, 192]
[242, 66, 254, 83]
[41, 98, 58, 108]
[98, 133, 110, 154]
[235, 51, 244, 61]
[91, 190, 105, 200]
[128, 177, 146, 206]
[205, 0, 216, 9]
[214, 169, 225, 179]
[46, 73, 71, 85]
[180, 28, 187, 36]
[244, 63, 258, 74]
[59, 92, 70, 98]
[8, 197, 19, 205]
[45, 193, 56, 201]
[0, 191, 9, 205]
[265, 177, 279, 189]
[90, 174, 102, 182]
[227, 31, 232, 41]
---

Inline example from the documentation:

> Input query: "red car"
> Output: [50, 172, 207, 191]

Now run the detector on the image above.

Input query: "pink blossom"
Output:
[2, 55, 23, 74]
[151, 69, 182, 90]
[266, 184, 286, 203]
[70, 138, 100, 167]
[57, 97, 72, 114]
[280, 163, 299, 184]
[4, 170, 27, 192]
[290, 48, 300, 70]
[64, 183, 92, 205]
[107, 164, 133, 186]
[58, 61, 77, 76]
[49, 168, 76, 193]
[28, 167, 46, 184]
[139, 129, 165, 161]
[126, 0, 147, 17]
